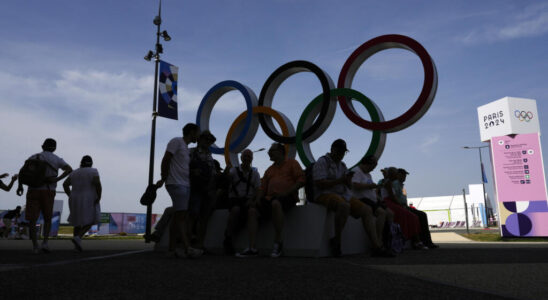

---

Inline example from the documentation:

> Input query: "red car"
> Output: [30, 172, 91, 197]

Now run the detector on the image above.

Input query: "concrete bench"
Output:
[154, 203, 373, 257]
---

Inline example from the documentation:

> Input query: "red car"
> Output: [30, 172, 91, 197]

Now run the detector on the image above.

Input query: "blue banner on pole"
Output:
[481, 163, 488, 183]
[157, 60, 178, 120]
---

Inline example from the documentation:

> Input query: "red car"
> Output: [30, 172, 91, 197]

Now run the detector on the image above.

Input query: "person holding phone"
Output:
[313, 139, 392, 257]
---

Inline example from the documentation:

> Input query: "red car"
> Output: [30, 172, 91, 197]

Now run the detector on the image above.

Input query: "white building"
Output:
[408, 184, 494, 227]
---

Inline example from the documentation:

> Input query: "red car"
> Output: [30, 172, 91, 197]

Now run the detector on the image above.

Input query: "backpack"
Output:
[384, 222, 404, 253]
[304, 162, 315, 203]
[18, 154, 54, 188]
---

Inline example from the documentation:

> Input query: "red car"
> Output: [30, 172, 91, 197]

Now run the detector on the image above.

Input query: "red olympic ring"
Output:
[337, 34, 438, 132]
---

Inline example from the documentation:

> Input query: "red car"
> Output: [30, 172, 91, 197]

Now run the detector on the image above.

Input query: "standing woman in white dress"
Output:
[63, 155, 102, 252]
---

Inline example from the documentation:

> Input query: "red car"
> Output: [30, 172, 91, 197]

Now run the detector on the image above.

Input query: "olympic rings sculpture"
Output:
[514, 110, 533, 122]
[196, 34, 438, 168]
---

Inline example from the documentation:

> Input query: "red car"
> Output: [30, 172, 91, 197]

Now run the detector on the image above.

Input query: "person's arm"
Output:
[92, 176, 102, 204]
[16, 181, 24, 196]
[157, 151, 173, 188]
[49, 164, 72, 184]
[0, 174, 18, 192]
[62, 176, 72, 197]
[352, 181, 377, 190]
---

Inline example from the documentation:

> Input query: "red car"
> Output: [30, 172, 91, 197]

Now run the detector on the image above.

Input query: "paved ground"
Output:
[1, 233, 547, 299]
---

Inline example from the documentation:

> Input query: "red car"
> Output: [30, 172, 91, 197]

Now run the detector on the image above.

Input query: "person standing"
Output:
[157, 123, 202, 258]
[63, 155, 102, 252]
[16, 138, 72, 253]
[188, 130, 217, 250]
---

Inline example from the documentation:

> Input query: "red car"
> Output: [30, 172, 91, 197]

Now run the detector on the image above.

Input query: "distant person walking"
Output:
[157, 123, 203, 258]
[2, 205, 21, 238]
[63, 155, 102, 252]
[0, 173, 18, 191]
[16, 138, 72, 253]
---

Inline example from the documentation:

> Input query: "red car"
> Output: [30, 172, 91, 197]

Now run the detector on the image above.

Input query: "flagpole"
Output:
[463, 145, 490, 228]
[145, 0, 163, 241]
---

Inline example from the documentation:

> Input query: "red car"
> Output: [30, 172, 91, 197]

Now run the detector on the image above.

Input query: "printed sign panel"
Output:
[491, 133, 548, 236]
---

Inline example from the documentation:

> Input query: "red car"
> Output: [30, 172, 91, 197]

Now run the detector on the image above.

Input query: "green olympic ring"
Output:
[296, 88, 386, 169]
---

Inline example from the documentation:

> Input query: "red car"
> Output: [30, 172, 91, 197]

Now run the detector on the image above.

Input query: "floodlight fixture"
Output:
[161, 30, 171, 41]
[144, 50, 154, 61]
[153, 15, 162, 26]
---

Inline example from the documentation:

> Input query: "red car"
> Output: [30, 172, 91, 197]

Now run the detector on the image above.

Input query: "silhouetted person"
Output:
[188, 130, 217, 250]
[223, 149, 261, 255]
[2, 205, 21, 238]
[313, 140, 392, 257]
[397, 168, 438, 249]
[351, 155, 395, 252]
[0, 173, 18, 191]
[63, 155, 102, 252]
[237, 143, 304, 258]
[157, 123, 203, 258]
[16, 138, 72, 253]
[380, 167, 426, 250]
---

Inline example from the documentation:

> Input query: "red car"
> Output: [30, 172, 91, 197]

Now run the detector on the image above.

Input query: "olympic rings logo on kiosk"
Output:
[514, 110, 534, 122]
[196, 34, 438, 168]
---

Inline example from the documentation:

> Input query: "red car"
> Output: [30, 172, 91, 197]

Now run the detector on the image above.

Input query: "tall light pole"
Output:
[144, 0, 171, 241]
[463, 145, 490, 228]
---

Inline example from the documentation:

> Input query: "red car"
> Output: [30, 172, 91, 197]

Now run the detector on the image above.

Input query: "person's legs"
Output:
[247, 207, 258, 249]
[271, 199, 284, 243]
[73, 226, 81, 238]
[40, 191, 55, 247]
[334, 200, 350, 244]
[225, 205, 241, 240]
[410, 208, 435, 246]
[25, 190, 40, 251]
[165, 184, 196, 256]
[78, 224, 92, 238]
[350, 199, 381, 249]
[375, 208, 387, 246]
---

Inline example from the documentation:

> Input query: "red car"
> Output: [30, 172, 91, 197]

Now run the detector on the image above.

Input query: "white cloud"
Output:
[419, 134, 440, 153]
[458, 3, 548, 44]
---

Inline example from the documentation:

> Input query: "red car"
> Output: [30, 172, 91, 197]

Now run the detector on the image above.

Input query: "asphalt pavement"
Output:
[0, 232, 546, 299]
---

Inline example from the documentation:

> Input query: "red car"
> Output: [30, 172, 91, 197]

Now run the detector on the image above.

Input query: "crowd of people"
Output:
[1, 124, 437, 257]
[149, 123, 438, 259]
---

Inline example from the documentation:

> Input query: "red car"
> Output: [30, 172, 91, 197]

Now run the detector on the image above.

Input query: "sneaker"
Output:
[186, 247, 204, 258]
[223, 237, 235, 255]
[41, 242, 50, 253]
[271, 242, 283, 258]
[413, 242, 428, 250]
[32, 247, 40, 254]
[330, 237, 341, 257]
[173, 248, 187, 258]
[72, 236, 83, 252]
[426, 243, 439, 249]
[236, 247, 259, 258]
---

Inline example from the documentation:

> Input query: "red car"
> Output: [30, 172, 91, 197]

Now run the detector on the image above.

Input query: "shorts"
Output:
[257, 196, 296, 220]
[26, 189, 56, 222]
[315, 193, 369, 218]
[166, 184, 190, 212]
[359, 197, 385, 213]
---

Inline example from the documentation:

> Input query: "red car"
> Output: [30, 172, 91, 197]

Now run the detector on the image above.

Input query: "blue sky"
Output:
[0, 0, 547, 220]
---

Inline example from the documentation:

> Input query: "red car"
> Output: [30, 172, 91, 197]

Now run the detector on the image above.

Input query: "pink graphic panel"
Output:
[491, 133, 548, 202]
